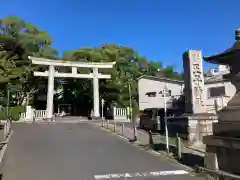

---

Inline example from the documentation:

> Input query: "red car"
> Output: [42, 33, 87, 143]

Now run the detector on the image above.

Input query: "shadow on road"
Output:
[153, 142, 204, 168]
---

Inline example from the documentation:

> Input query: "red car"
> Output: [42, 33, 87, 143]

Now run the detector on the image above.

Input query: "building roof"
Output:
[203, 43, 240, 65]
[138, 75, 184, 84]
[203, 29, 240, 64]
[204, 70, 229, 84]
[139, 71, 230, 85]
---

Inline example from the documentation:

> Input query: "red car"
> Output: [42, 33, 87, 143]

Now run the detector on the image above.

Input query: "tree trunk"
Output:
[21, 96, 27, 106]
[19, 88, 37, 106]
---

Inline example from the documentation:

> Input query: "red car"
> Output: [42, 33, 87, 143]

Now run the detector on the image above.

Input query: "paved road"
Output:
[0, 123, 204, 180]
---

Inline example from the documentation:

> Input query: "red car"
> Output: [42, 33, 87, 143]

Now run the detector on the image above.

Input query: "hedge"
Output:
[0, 106, 26, 121]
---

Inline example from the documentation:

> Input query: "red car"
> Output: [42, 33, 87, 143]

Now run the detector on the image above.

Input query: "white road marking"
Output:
[93, 170, 188, 179]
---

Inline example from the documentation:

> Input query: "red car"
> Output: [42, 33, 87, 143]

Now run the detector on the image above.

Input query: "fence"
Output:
[204, 96, 230, 114]
[19, 106, 129, 122]
[19, 112, 26, 121]
[34, 110, 47, 121]
[113, 107, 130, 121]
[19, 106, 47, 122]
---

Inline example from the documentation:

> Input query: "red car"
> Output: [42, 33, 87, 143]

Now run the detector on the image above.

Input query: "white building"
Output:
[138, 76, 184, 111]
[138, 65, 236, 113]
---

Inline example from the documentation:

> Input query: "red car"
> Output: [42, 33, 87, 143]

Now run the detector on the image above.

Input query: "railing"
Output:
[18, 107, 47, 122]
[19, 112, 26, 121]
[204, 105, 218, 113]
[204, 104, 224, 113]
[34, 110, 47, 120]
[113, 107, 130, 121]
[204, 96, 231, 113]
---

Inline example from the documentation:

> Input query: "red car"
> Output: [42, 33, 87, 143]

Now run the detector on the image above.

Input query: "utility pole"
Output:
[128, 80, 132, 121]
[6, 84, 10, 119]
[128, 79, 137, 141]
[127, 73, 137, 141]
[101, 99, 105, 127]
[101, 99, 105, 120]
[160, 84, 170, 153]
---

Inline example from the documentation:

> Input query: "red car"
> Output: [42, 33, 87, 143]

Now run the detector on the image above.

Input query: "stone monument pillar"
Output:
[167, 50, 217, 145]
[183, 50, 206, 114]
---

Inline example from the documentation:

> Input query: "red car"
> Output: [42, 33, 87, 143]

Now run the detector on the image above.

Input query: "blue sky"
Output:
[1, 0, 240, 72]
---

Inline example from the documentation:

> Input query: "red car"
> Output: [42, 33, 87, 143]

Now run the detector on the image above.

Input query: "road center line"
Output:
[93, 170, 189, 179]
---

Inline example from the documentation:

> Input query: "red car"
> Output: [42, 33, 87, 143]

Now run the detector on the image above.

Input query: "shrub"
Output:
[0, 106, 26, 121]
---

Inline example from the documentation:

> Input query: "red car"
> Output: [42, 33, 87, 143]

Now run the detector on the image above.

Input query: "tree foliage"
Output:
[0, 15, 58, 105]
[0, 15, 183, 114]
[62, 44, 182, 112]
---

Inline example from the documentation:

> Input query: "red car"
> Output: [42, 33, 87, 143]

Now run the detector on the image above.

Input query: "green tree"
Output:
[0, 15, 58, 105]
[0, 15, 183, 115]
[62, 44, 182, 114]
[157, 65, 183, 80]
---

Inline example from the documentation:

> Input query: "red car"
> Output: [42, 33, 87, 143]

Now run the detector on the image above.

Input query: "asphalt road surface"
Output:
[0, 123, 204, 180]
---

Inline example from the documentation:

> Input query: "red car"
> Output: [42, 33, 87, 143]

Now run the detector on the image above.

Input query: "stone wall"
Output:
[217, 146, 240, 175]
[168, 114, 218, 145]
[206, 143, 240, 175]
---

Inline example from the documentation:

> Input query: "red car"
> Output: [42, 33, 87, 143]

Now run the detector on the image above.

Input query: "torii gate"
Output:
[29, 56, 116, 120]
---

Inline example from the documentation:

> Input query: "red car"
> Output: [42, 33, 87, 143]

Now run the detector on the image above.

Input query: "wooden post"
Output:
[107, 120, 109, 129]
[133, 125, 137, 141]
[148, 131, 153, 148]
[6, 121, 9, 136]
[113, 122, 116, 132]
[8, 120, 10, 133]
[3, 122, 6, 139]
[176, 134, 182, 160]
[121, 123, 124, 136]
[4, 120, 10, 139]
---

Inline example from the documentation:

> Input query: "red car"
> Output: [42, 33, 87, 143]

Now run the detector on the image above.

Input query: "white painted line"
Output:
[93, 170, 188, 179]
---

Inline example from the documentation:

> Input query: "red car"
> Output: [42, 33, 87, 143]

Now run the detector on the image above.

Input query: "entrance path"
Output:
[1, 123, 204, 180]
[54, 116, 89, 123]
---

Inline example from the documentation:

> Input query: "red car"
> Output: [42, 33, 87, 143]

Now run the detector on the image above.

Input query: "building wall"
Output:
[138, 77, 236, 112]
[138, 78, 183, 111]
[204, 81, 236, 106]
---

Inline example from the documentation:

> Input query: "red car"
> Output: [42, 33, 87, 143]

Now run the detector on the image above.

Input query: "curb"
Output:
[0, 130, 13, 170]
[13, 120, 91, 124]
[94, 124, 130, 142]
[186, 146, 206, 155]
[91, 123, 197, 174]
[138, 128, 206, 155]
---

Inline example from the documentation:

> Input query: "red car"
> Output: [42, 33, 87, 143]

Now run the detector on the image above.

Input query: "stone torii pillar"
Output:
[46, 65, 55, 120]
[29, 56, 115, 121]
[93, 67, 100, 117]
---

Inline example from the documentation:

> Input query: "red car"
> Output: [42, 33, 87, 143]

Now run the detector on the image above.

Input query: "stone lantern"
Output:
[203, 29, 240, 175]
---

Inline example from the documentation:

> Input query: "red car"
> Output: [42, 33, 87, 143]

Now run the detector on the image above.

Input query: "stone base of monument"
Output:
[203, 102, 240, 175]
[203, 120, 240, 175]
[168, 113, 218, 145]
[212, 121, 240, 137]
[203, 135, 240, 175]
